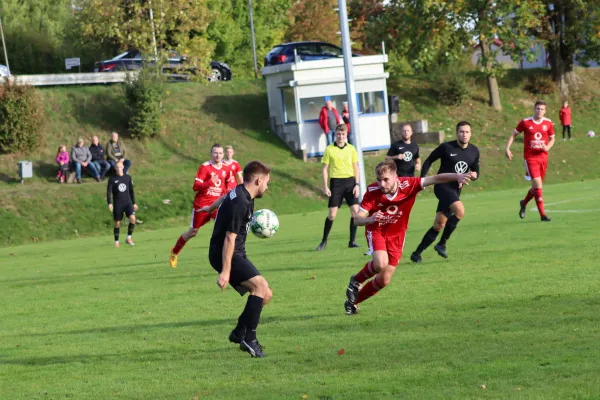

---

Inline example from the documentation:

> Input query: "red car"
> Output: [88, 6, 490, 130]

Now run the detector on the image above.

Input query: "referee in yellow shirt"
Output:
[316, 124, 361, 251]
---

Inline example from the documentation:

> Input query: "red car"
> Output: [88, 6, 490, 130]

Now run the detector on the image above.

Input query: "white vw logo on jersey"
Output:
[403, 151, 413, 162]
[455, 161, 469, 173]
[118, 183, 127, 192]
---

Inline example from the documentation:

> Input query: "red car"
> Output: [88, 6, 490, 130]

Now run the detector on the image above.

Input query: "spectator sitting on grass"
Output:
[106, 132, 132, 174]
[71, 137, 100, 184]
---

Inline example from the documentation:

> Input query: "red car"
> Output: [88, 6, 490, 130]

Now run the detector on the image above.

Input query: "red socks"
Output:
[172, 236, 187, 255]
[355, 276, 383, 305]
[523, 188, 535, 205]
[355, 261, 376, 284]
[533, 188, 545, 217]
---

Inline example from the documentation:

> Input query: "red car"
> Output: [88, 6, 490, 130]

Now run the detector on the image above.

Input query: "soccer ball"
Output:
[588, 130, 596, 137]
[250, 209, 279, 239]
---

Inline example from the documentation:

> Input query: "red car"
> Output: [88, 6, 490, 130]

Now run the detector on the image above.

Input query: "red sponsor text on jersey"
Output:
[359, 177, 424, 237]
[515, 117, 555, 159]
[193, 161, 230, 208]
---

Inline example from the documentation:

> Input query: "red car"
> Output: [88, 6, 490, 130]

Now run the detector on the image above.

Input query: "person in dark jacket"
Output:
[90, 135, 111, 180]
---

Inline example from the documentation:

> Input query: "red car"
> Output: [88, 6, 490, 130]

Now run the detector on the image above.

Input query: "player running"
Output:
[107, 160, 138, 247]
[344, 160, 471, 315]
[385, 123, 421, 177]
[169, 144, 230, 268]
[201, 161, 273, 357]
[410, 121, 480, 262]
[223, 145, 243, 191]
[505, 100, 555, 222]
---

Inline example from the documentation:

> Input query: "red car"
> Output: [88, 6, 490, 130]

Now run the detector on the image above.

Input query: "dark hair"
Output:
[401, 123, 412, 130]
[456, 121, 472, 132]
[243, 161, 271, 183]
[211, 143, 223, 151]
[534, 100, 546, 108]
[375, 160, 397, 176]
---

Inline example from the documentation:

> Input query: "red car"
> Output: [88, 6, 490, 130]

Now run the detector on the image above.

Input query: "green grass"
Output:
[1, 69, 600, 247]
[1, 180, 599, 399]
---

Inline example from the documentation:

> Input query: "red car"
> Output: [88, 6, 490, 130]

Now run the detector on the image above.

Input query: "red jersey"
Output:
[359, 177, 424, 237]
[193, 161, 230, 209]
[223, 159, 242, 191]
[515, 117, 555, 160]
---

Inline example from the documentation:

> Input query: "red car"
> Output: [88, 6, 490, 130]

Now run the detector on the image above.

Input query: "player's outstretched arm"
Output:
[420, 144, 443, 177]
[353, 209, 383, 227]
[198, 194, 227, 213]
[423, 173, 471, 188]
[505, 130, 520, 160]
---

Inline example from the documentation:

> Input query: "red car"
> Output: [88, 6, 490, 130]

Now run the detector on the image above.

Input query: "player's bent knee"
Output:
[189, 229, 199, 238]
[379, 274, 392, 287]
[263, 287, 273, 305]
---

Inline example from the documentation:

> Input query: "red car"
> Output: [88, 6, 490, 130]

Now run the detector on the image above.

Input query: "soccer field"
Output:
[1, 180, 600, 399]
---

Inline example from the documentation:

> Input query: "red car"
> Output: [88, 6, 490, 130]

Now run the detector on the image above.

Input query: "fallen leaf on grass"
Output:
[337, 348, 345, 356]
[481, 384, 486, 389]
[309, 276, 316, 280]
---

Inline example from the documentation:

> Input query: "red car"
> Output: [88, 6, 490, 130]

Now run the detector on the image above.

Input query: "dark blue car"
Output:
[94, 50, 232, 81]
[264, 42, 358, 67]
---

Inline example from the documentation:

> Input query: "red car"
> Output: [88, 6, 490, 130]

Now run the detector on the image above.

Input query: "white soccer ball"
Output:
[250, 209, 279, 239]
[587, 130, 596, 137]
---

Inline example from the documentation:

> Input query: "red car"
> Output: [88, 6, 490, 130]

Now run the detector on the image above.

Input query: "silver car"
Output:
[0, 64, 9, 77]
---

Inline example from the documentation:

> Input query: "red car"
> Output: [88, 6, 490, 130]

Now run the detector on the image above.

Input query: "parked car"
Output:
[94, 50, 232, 81]
[264, 41, 359, 67]
[0, 64, 9, 77]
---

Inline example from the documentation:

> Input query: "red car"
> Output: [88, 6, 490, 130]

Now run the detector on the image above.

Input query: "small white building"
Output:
[261, 55, 391, 159]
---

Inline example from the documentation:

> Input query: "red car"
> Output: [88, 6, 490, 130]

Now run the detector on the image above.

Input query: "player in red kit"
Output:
[505, 100, 555, 222]
[169, 144, 231, 268]
[344, 160, 471, 315]
[223, 145, 243, 191]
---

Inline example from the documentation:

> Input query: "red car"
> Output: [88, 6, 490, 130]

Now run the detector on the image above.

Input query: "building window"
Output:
[300, 97, 324, 121]
[282, 89, 297, 123]
[358, 91, 385, 114]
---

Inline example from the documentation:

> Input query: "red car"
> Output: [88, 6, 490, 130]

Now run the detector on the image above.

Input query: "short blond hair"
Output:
[225, 145, 233, 151]
[335, 124, 348, 134]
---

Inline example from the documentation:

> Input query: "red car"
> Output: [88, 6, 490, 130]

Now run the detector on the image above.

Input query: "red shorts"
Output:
[365, 230, 406, 267]
[190, 208, 218, 229]
[524, 158, 548, 180]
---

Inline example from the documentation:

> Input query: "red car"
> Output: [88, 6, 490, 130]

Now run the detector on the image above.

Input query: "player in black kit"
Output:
[107, 160, 138, 247]
[411, 121, 480, 262]
[201, 161, 273, 358]
[385, 123, 421, 177]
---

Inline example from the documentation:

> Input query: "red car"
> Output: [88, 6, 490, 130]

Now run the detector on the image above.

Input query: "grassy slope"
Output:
[1, 69, 599, 246]
[1, 181, 599, 399]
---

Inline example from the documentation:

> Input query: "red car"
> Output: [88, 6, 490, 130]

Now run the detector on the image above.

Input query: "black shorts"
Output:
[208, 250, 261, 296]
[434, 184, 461, 214]
[328, 177, 358, 208]
[113, 203, 135, 221]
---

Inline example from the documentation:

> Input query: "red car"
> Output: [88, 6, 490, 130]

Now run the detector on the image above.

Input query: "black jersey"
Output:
[421, 140, 480, 190]
[107, 174, 135, 205]
[209, 185, 254, 256]
[387, 140, 420, 177]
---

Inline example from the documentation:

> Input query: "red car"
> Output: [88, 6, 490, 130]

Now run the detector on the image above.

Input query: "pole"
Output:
[148, 1, 158, 58]
[248, 0, 259, 79]
[0, 14, 10, 76]
[337, 0, 366, 197]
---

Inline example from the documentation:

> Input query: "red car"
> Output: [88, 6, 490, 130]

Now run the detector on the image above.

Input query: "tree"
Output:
[75, 0, 215, 73]
[286, 0, 340, 44]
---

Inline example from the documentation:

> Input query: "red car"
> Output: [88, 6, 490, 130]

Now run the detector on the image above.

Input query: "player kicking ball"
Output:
[107, 160, 138, 247]
[344, 160, 471, 315]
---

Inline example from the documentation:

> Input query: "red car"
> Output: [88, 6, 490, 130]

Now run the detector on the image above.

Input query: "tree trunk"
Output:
[547, 2, 579, 98]
[479, 37, 502, 111]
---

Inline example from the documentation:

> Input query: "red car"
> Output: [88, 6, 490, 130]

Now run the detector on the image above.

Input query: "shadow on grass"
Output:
[70, 89, 129, 133]
[201, 94, 289, 152]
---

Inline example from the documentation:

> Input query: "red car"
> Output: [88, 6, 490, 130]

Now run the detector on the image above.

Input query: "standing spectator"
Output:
[318, 100, 342, 145]
[342, 102, 351, 144]
[106, 132, 132, 174]
[56, 145, 70, 184]
[71, 137, 100, 184]
[90, 135, 111, 180]
[559, 100, 572, 141]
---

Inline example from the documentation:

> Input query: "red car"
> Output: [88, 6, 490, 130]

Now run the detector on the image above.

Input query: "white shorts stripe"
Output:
[189, 209, 196, 229]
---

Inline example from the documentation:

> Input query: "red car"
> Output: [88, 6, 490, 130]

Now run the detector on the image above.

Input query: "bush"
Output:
[125, 67, 165, 139]
[525, 74, 555, 95]
[387, 51, 414, 76]
[0, 80, 44, 153]
[437, 74, 471, 106]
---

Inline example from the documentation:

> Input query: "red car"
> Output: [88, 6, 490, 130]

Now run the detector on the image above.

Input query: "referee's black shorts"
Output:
[113, 202, 135, 221]
[328, 177, 358, 208]
[434, 184, 462, 214]
[208, 249, 261, 296]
